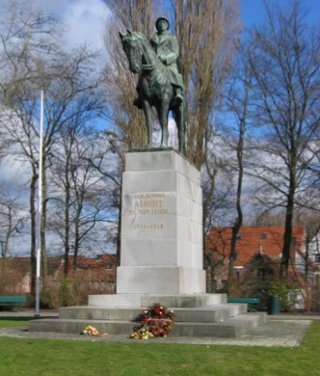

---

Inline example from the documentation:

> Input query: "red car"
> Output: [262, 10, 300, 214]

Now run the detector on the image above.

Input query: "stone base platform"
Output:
[30, 294, 267, 338]
[88, 293, 226, 308]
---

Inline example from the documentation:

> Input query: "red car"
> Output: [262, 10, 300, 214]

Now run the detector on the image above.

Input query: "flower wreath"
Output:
[130, 303, 175, 339]
[80, 325, 101, 336]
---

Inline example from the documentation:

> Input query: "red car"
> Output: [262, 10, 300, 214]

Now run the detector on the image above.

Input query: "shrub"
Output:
[269, 282, 297, 311]
[58, 278, 76, 307]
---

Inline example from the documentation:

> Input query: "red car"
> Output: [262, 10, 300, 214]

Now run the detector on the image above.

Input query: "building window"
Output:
[315, 254, 320, 264]
[257, 268, 267, 283]
[260, 232, 267, 240]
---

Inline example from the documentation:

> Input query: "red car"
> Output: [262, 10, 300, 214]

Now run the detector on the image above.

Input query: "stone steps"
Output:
[88, 293, 227, 308]
[30, 318, 135, 336]
[172, 313, 266, 337]
[29, 312, 266, 338]
[29, 295, 266, 339]
[58, 303, 247, 322]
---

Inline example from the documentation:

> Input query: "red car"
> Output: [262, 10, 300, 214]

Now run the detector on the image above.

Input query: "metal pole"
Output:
[35, 90, 44, 317]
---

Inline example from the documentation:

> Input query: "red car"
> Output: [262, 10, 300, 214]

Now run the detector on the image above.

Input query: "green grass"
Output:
[0, 319, 319, 375]
[0, 317, 31, 328]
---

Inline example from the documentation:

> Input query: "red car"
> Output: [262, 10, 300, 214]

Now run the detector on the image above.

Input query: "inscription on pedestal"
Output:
[123, 193, 169, 215]
[123, 192, 174, 232]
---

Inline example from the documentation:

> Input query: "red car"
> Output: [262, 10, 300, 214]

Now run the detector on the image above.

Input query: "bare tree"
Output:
[0, 0, 60, 295]
[224, 51, 252, 286]
[0, 193, 25, 259]
[41, 51, 107, 275]
[107, 0, 154, 37]
[0, 0, 106, 293]
[0, 0, 59, 106]
[40, 46, 105, 271]
[84, 131, 122, 264]
[49, 129, 117, 275]
[173, 0, 241, 168]
[245, 1, 320, 279]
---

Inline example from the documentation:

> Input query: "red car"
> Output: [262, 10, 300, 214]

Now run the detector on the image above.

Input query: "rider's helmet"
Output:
[155, 17, 170, 31]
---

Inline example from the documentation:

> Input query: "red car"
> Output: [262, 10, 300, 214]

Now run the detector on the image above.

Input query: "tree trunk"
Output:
[2, 206, 12, 259]
[73, 222, 79, 269]
[73, 204, 82, 269]
[64, 165, 70, 277]
[228, 126, 244, 288]
[305, 235, 309, 281]
[280, 182, 295, 280]
[30, 167, 38, 297]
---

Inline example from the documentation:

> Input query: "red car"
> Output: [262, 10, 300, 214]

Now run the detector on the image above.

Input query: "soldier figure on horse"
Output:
[134, 17, 184, 110]
[120, 17, 186, 153]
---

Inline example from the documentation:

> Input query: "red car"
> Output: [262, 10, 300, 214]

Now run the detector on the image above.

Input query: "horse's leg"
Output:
[142, 99, 153, 147]
[158, 99, 170, 148]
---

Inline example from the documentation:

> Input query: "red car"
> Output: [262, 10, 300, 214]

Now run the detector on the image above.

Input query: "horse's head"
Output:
[119, 30, 145, 74]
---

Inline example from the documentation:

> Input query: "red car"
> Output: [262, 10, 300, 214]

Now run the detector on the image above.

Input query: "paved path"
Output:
[0, 309, 58, 317]
[0, 310, 317, 347]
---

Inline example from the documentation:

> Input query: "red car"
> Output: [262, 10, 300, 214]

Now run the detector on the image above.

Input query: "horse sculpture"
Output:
[119, 30, 185, 154]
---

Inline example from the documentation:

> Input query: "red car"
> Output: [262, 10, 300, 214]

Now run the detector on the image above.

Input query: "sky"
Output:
[1, 0, 320, 256]
[18, 0, 320, 52]
[240, 0, 320, 27]
[1, 0, 319, 188]
[1, 0, 316, 53]
[1, 0, 319, 184]
[4, 0, 111, 51]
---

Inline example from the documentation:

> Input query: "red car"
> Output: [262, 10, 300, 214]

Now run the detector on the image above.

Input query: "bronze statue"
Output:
[119, 17, 185, 154]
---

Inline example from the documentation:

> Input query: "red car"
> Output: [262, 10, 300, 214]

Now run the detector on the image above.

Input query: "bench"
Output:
[227, 297, 261, 311]
[0, 296, 27, 310]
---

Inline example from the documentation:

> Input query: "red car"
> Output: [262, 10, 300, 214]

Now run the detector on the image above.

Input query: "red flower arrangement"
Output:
[130, 303, 175, 339]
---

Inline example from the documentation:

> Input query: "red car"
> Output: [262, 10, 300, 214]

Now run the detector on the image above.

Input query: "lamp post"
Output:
[35, 90, 44, 318]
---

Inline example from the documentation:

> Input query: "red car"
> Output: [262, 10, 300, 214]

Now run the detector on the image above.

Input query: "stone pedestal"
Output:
[30, 150, 266, 338]
[116, 150, 205, 295]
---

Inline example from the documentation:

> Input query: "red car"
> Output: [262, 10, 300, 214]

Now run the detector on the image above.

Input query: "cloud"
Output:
[62, 0, 110, 50]
[0, 156, 29, 186]
[16, 0, 110, 51]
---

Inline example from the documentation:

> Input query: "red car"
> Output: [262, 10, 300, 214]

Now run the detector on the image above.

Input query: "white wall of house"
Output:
[308, 232, 320, 265]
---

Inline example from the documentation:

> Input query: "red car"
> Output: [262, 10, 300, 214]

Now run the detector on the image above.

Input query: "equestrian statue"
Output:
[119, 17, 185, 154]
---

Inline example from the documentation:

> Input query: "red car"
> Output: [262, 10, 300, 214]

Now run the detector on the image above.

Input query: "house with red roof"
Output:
[207, 226, 305, 265]
[206, 226, 307, 291]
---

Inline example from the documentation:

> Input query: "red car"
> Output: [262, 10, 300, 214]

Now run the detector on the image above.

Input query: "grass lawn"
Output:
[0, 318, 319, 376]
[0, 317, 35, 328]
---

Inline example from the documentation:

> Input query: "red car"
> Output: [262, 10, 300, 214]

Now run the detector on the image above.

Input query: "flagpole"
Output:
[35, 89, 44, 317]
